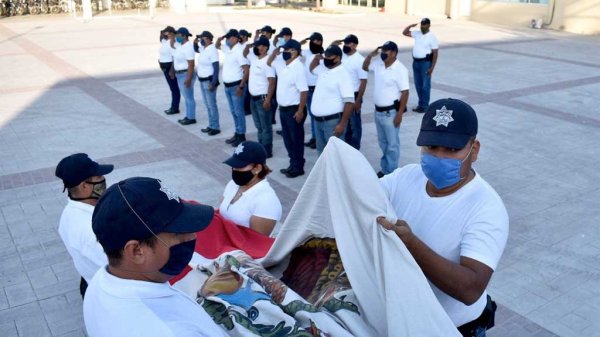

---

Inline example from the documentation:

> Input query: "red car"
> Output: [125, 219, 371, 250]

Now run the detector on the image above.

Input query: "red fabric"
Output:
[170, 202, 275, 285]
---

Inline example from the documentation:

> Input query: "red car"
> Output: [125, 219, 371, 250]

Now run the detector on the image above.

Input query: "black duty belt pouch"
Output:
[457, 295, 497, 336]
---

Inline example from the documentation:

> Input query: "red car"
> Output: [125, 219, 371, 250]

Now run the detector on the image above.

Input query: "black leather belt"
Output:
[198, 75, 213, 82]
[174, 69, 187, 74]
[224, 80, 242, 88]
[314, 113, 341, 122]
[251, 94, 267, 101]
[375, 105, 395, 112]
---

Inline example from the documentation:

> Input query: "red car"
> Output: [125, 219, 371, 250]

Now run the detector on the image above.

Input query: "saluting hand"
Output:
[369, 48, 379, 58]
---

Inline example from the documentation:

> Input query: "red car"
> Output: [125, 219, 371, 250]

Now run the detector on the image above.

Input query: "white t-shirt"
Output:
[411, 30, 439, 59]
[369, 58, 409, 107]
[310, 65, 354, 117]
[196, 43, 219, 78]
[302, 50, 320, 86]
[342, 51, 368, 92]
[271, 58, 308, 107]
[380, 164, 509, 327]
[222, 43, 249, 83]
[84, 267, 228, 337]
[247, 53, 275, 96]
[219, 179, 282, 228]
[172, 41, 195, 71]
[58, 200, 107, 283]
[158, 39, 173, 63]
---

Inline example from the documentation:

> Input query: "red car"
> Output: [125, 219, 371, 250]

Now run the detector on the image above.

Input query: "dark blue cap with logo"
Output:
[416, 98, 478, 149]
[260, 25, 276, 34]
[324, 44, 342, 58]
[176, 27, 192, 36]
[223, 141, 267, 169]
[92, 177, 214, 252]
[55, 153, 113, 189]
[282, 39, 301, 53]
[254, 36, 270, 47]
[307, 32, 323, 41]
[380, 41, 398, 52]
[343, 34, 359, 45]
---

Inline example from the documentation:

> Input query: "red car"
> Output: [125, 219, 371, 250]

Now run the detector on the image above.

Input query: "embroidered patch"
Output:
[234, 144, 245, 155]
[433, 106, 454, 127]
[158, 180, 180, 202]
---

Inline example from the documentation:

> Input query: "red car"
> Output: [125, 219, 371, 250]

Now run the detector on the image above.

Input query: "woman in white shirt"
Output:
[220, 141, 282, 236]
[158, 26, 180, 115]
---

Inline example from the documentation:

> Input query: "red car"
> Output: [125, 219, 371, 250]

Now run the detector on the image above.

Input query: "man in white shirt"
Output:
[194, 31, 221, 136]
[158, 26, 180, 116]
[243, 37, 276, 157]
[172, 27, 197, 126]
[239, 29, 253, 116]
[309, 45, 355, 154]
[84, 177, 229, 337]
[268, 39, 308, 178]
[362, 41, 409, 178]
[217, 29, 250, 147]
[403, 18, 439, 113]
[333, 34, 368, 150]
[55, 153, 113, 298]
[378, 98, 508, 337]
[300, 32, 324, 150]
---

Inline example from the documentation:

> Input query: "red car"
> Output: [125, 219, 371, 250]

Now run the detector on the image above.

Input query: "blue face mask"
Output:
[225, 39, 232, 48]
[282, 51, 293, 61]
[277, 37, 285, 47]
[159, 239, 196, 276]
[175, 36, 183, 44]
[420, 146, 473, 189]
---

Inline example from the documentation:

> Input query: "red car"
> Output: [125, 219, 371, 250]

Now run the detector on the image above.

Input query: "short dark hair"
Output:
[105, 235, 158, 267]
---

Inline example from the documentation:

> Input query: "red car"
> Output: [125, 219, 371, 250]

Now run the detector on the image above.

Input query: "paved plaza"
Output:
[0, 6, 599, 337]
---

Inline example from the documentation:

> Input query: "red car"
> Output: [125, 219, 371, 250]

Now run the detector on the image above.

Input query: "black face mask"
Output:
[282, 51, 293, 61]
[70, 179, 107, 201]
[309, 42, 324, 54]
[253, 46, 261, 56]
[380, 53, 389, 62]
[324, 57, 338, 69]
[343, 45, 352, 54]
[232, 169, 255, 186]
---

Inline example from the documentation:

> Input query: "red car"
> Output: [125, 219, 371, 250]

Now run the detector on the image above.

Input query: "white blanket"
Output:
[262, 138, 460, 337]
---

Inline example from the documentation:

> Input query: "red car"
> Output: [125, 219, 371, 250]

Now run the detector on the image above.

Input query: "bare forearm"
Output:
[340, 102, 353, 125]
[357, 80, 367, 102]
[298, 91, 308, 111]
[362, 55, 372, 72]
[431, 50, 438, 70]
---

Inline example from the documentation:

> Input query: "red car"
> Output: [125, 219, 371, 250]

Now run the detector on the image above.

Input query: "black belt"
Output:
[251, 94, 267, 101]
[314, 113, 341, 122]
[413, 54, 433, 62]
[224, 80, 242, 88]
[375, 105, 396, 112]
[457, 295, 497, 337]
[198, 75, 213, 82]
[174, 69, 188, 74]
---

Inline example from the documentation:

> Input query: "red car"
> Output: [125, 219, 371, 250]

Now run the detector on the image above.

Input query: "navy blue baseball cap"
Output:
[416, 98, 478, 149]
[254, 36, 270, 47]
[55, 153, 113, 189]
[199, 31, 214, 39]
[176, 27, 192, 36]
[421, 18, 431, 25]
[307, 32, 323, 41]
[324, 44, 342, 58]
[239, 29, 252, 37]
[343, 34, 359, 45]
[92, 177, 214, 252]
[282, 39, 301, 53]
[260, 25, 276, 34]
[380, 41, 398, 52]
[278, 27, 292, 37]
[223, 141, 267, 169]
[224, 29, 239, 38]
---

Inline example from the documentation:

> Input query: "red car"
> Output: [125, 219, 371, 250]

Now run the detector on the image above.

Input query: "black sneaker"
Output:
[377, 171, 385, 178]
[225, 134, 238, 144]
[201, 127, 212, 133]
[164, 108, 180, 115]
[178, 118, 196, 125]
[207, 129, 221, 136]
[304, 138, 316, 149]
[231, 134, 246, 147]
[412, 106, 425, 113]
[285, 170, 305, 178]
[280, 167, 291, 174]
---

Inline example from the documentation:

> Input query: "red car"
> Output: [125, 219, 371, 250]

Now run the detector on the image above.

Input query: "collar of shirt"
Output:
[285, 57, 302, 68]
[67, 198, 95, 213]
[98, 267, 176, 299]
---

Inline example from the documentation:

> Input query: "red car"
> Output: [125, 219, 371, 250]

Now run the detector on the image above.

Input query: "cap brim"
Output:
[95, 164, 114, 176]
[164, 202, 214, 234]
[416, 130, 470, 149]
[223, 156, 250, 169]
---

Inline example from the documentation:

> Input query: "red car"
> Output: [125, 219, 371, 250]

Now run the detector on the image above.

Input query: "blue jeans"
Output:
[175, 72, 196, 119]
[344, 110, 362, 150]
[307, 88, 316, 140]
[160, 62, 180, 111]
[250, 97, 273, 149]
[412, 60, 432, 109]
[374, 109, 400, 174]
[315, 117, 342, 155]
[279, 105, 305, 172]
[224, 84, 246, 134]
[198, 80, 220, 130]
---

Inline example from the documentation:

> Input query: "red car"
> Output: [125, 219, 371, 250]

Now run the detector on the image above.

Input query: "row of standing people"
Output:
[158, 19, 439, 178]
